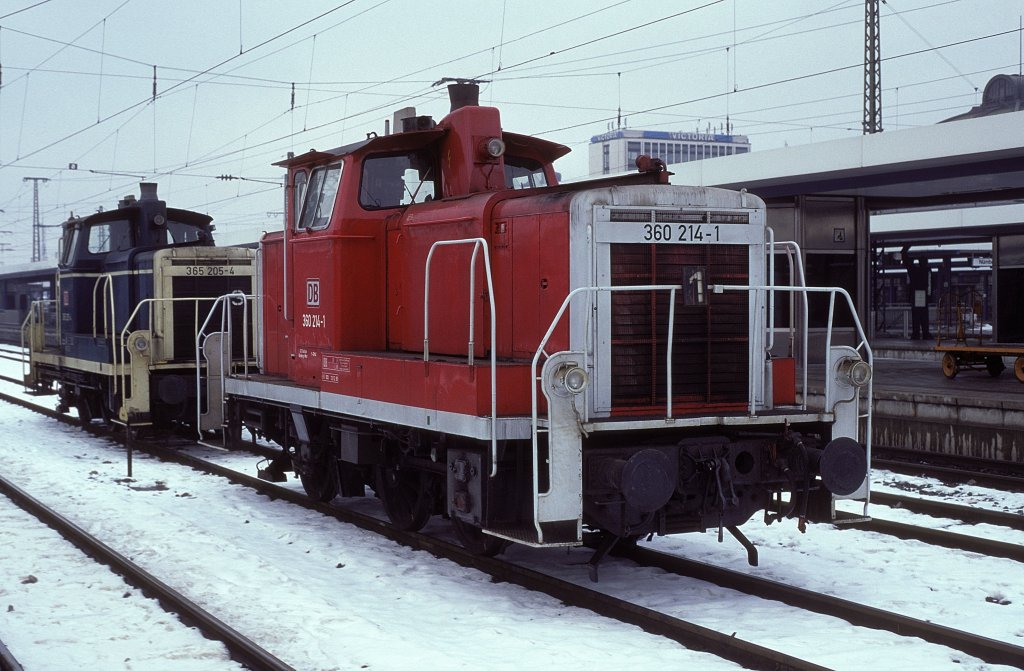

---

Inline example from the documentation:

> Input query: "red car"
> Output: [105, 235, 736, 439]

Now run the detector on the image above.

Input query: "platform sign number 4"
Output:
[833, 227, 847, 243]
[306, 279, 320, 307]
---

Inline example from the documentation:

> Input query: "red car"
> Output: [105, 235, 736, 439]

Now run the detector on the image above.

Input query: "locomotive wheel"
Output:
[299, 467, 339, 503]
[375, 466, 433, 532]
[76, 399, 93, 426]
[985, 356, 1005, 377]
[451, 517, 507, 557]
[299, 443, 340, 503]
[1015, 357, 1024, 384]
[941, 352, 959, 379]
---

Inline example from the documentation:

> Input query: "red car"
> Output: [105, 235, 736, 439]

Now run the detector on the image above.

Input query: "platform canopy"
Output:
[669, 110, 1024, 211]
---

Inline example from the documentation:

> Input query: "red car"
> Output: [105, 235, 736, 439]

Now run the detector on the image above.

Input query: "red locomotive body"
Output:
[217, 83, 873, 564]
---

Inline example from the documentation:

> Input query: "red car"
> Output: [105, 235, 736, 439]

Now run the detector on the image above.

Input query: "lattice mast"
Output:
[23, 176, 50, 263]
[863, 0, 883, 134]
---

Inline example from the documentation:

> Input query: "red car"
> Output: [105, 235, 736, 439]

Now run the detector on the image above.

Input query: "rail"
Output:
[193, 291, 256, 435]
[0, 472, 295, 671]
[422, 238, 498, 475]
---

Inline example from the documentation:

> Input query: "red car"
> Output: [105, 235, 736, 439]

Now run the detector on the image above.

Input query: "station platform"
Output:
[815, 337, 1024, 465]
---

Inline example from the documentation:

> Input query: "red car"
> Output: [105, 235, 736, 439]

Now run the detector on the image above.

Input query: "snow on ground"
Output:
[1, 352, 1023, 670]
[0, 496, 245, 670]
[0, 401, 741, 671]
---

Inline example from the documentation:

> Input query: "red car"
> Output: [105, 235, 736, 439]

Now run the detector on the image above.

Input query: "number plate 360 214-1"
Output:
[595, 221, 761, 245]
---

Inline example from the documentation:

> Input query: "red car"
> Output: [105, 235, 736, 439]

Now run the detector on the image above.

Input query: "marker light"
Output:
[836, 357, 871, 388]
[560, 365, 589, 395]
[484, 137, 506, 158]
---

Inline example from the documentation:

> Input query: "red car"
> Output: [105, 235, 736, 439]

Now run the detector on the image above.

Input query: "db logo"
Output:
[306, 279, 320, 307]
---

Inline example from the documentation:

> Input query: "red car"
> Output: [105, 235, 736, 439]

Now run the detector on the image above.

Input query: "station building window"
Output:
[626, 141, 641, 166]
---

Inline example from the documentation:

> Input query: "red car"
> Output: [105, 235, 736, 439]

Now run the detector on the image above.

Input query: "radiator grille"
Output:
[609, 243, 749, 410]
[170, 274, 253, 360]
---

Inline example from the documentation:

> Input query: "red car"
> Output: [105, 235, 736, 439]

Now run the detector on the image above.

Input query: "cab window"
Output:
[291, 170, 308, 231]
[504, 156, 548, 189]
[360, 151, 436, 209]
[86, 219, 132, 254]
[167, 221, 208, 244]
[297, 164, 342, 231]
[60, 227, 80, 265]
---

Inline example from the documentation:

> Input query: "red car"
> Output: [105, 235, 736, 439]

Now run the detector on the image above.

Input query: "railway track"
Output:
[0, 353, 24, 366]
[0, 387, 829, 669]
[0, 638, 23, 671]
[0, 472, 295, 671]
[3, 386, 1024, 668]
[870, 490, 1024, 530]
[874, 446, 1024, 491]
[615, 544, 1024, 668]
[118, 434, 1024, 669]
[4, 380, 1017, 568]
[834, 511, 1024, 562]
[143, 440, 833, 671]
[835, 492, 1024, 563]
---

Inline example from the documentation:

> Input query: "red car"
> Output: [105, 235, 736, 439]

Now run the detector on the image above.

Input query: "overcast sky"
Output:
[0, 0, 1020, 256]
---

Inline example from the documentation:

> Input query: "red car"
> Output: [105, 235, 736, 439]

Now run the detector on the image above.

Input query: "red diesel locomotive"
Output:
[212, 82, 873, 564]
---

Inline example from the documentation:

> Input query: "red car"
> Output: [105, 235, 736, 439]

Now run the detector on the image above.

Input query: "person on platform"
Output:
[901, 245, 932, 340]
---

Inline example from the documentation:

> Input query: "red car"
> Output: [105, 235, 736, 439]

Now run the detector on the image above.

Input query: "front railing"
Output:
[193, 291, 256, 435]
[710, 282, 874, 475]
[770, 239, 810, 407]
[117, 295, 255, 409]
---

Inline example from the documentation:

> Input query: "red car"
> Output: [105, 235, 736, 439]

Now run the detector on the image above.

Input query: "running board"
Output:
[484, 521, 582, 548]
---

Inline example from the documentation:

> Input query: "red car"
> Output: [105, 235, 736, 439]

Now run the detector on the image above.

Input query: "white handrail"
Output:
[765, 227, 775, 353]
[422, 238, 499, 475]
[193, 291, 255, 436]
[117, 295, 253, 410]
[711, 282, 873, 498]
[528, 283, 681, 542]
[771, 241, 810, 409]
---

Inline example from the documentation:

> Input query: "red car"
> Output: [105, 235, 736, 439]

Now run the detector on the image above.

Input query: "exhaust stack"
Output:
[447, 81, 479, 111]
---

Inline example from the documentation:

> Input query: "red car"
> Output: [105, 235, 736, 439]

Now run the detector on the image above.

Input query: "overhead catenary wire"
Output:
[0, 0, 1012, 241]
[4, 31, 1007, 227]
[536, 28, 1019, 136]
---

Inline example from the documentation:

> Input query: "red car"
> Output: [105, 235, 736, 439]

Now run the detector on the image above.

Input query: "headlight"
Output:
[482, 137, 505, 159]
[558, 364, 588, 395]
[836, 357, 871, 388]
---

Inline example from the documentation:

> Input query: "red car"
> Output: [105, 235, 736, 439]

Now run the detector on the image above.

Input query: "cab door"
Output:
[288, 162, 343, 387]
